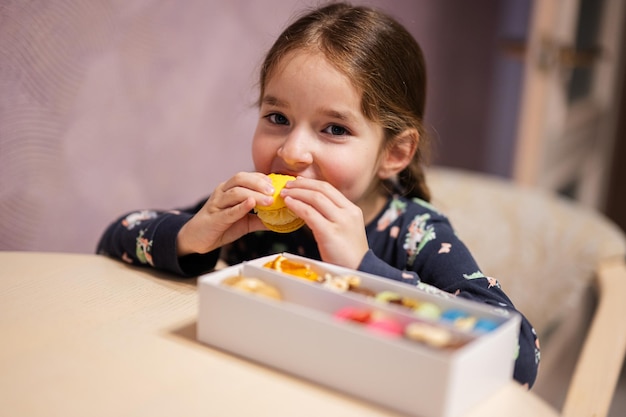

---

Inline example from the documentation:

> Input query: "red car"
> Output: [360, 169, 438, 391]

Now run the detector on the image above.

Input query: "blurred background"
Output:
[1, 0, 625, 252]
[1, 0, 625, 414]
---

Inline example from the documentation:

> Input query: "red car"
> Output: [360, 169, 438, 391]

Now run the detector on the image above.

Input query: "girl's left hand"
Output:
[281, 177, 369, 269]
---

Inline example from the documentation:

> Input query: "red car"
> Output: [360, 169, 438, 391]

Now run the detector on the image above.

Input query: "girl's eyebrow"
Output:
[262, 95, 289, 108]
[320, 108, 357, 124]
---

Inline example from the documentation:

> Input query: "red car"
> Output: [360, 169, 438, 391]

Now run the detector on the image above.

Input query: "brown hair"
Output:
[258, 2, 431, 201]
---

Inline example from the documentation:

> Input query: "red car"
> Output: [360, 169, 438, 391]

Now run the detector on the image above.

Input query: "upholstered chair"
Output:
[427, 166, 626, 417]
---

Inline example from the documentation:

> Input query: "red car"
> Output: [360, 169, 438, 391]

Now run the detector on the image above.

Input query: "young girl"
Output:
[98, 2, 539, 387]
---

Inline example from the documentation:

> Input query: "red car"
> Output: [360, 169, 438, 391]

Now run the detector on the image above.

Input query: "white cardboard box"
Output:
[197, 254, 520, 417]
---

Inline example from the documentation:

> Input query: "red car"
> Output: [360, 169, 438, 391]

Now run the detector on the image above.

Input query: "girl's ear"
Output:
[377, 129, 418, 179]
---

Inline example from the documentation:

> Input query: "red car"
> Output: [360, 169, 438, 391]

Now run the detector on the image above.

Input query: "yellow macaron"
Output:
[254, 174, 305, 233]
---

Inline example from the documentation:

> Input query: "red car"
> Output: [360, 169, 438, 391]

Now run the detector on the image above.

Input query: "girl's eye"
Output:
[266, 113, 289, 125]
[323, 124, 349, 136]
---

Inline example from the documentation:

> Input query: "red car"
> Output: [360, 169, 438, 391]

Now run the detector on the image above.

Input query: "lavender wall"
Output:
[0, 0, 505, 252]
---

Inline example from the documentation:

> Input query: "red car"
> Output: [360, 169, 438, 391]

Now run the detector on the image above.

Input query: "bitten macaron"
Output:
[254, 174, 305, 233]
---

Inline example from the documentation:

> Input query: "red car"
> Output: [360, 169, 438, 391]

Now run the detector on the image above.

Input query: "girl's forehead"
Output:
[271, 49, 328, 76]
[266, 49, 363, 96]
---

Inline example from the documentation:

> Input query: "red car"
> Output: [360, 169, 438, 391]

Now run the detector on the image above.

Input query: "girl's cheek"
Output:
[251, 139, 274, 171]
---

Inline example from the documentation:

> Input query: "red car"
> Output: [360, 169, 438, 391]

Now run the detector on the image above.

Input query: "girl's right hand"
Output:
[176, 172, 274, 256]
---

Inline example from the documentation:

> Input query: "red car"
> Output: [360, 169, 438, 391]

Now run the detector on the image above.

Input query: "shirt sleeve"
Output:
[358, 250, 419, 285]
[366, 198, 540, 388]
[96, 199, 220, 277]
[412, 212, 540, 388]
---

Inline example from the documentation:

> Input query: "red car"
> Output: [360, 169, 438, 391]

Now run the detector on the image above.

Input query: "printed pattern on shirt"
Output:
[97, 194, 540, 388]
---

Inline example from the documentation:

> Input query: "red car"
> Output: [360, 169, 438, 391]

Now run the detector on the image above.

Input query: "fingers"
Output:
[284, 176, 345, 204]
[281, 177, 357, 223]
[212, 172, 275, 211]
[223, 196, 257, 223]
[280, 178, 368, 269]
[178, 172, 273, 256]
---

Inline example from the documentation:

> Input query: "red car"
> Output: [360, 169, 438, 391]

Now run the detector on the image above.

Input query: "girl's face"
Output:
[252, 51, 388, 212]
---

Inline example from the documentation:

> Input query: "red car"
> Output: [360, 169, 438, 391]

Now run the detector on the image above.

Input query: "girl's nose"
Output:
[276, 128, 314, 168]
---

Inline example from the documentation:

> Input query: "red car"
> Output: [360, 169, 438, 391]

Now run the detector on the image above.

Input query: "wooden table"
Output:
[0, 252, 559, 417]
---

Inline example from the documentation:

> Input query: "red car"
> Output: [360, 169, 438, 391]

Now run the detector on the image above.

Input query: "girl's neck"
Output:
[359, 188, 391, 225]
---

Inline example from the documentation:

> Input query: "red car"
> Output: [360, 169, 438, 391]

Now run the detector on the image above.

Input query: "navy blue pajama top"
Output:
[97, 194, 540, 387]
